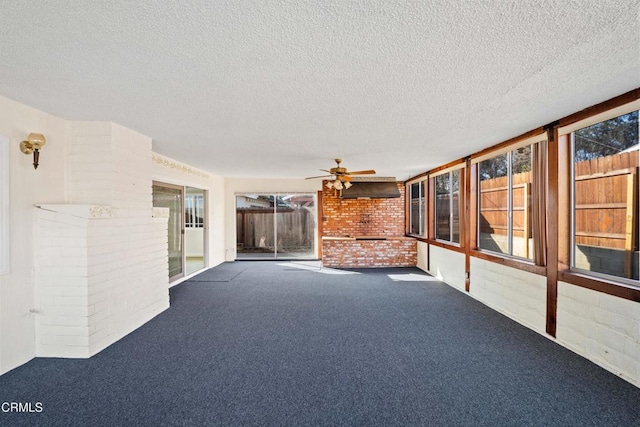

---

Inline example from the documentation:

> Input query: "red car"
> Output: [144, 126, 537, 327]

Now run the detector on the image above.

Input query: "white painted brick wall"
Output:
[416, 241, 428, 271]
[469, 257, 546, 334]
[557, 281, 640, 387]
[425, 245, 466, 290]
[34, 121, 170, 359]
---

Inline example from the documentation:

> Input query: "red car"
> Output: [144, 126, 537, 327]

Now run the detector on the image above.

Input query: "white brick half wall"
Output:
[469, 257, 546, 334]
[34, 122, 170, 358]
[416, 241, 428, 272]
[557, 282, 640, 387]
[425, 245, 466, 291]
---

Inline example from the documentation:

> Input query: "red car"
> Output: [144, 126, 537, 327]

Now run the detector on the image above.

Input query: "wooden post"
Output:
[463, 160, 471, 292]
[317, 190, 323, 260]
[624, 170, 637, 278]
[523, 182, 530, 260]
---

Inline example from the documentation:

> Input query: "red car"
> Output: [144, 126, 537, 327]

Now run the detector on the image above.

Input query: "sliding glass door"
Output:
[236, 193, 316, 259]
[185, 187, 206, 275]
[153, 182, 184, 281]
[153, 182, 208, 282]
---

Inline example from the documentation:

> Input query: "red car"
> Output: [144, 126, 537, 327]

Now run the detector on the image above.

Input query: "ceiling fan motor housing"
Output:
[331, 167, 347, 174]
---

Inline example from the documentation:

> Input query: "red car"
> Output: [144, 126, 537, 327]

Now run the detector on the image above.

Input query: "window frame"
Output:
[434, 170, 459, 244]
[469, 132, 548, 273]
[430, 164, 464, 247]
[407, 179, 427, 237]
[476, 147, 533, 260]
[185, 193, 205, 228]
[566, 107, 639, 286]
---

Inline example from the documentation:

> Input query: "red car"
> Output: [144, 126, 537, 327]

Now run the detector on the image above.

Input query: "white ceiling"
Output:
[0, 1, 638, 180]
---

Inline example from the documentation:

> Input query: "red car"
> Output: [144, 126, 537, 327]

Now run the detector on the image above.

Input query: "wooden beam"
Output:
[523, 182, 530, 260]
[464, 159, 471, 292]
[558, 88, 640, 128]
[427, 176, 435, 240]
[559, 270, 640, 302]
[317, 190, 323, 260]
[546, 127, 561, 337]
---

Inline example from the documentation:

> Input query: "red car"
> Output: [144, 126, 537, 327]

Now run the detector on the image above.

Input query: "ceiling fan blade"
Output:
[305, 174, 334, 180]
[347, 170, 376, 175]
[340, 175, 353, 181]
[320, 169, 332, 173]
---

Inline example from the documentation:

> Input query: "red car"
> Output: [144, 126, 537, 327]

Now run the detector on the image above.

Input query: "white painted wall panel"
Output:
[469, 257, 546, 334]
[0, 95, 68, 374]
[426, 245, 466, 291]
[557, 281, 640, 387]
[416, 241, 428, 271]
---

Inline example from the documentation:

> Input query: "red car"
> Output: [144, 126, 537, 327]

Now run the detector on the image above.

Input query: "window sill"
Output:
[423, 239, 465, 254]
[470, 249, 547, 276]
[558, 270, 640, 302]
[406, 233, 426, 239]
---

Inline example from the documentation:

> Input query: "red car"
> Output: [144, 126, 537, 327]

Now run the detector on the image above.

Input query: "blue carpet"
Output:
[0, 262, 638, 426]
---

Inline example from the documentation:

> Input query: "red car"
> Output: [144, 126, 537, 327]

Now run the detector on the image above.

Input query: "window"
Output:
[185, 194, 204, 228]
[409, 181, 425, 236]
[434, 170, 460, 243]
[478, 146, 533, 259]
[571, 110, 639, 281]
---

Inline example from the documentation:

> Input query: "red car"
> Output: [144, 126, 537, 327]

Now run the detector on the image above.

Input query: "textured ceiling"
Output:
[0, 1, 638, 180]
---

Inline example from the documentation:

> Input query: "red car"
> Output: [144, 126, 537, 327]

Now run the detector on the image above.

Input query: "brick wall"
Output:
[322, 239, 417, 268]
[321, 182, 416, 268]
[322, 182, 406, 237]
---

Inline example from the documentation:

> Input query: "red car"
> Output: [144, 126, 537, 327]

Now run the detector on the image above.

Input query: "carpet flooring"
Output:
[0, 262, 638, 426]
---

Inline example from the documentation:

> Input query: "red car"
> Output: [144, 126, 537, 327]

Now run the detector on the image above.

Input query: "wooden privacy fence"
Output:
[479, 171, 532, 257]
[574, 151, 638, 277]
[478, 151, 638, 277]
[236, 208, 314, 251]
[435, 194, 460, 242]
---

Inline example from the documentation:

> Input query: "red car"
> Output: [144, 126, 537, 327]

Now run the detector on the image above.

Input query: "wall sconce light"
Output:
[20, 133, 46, 169]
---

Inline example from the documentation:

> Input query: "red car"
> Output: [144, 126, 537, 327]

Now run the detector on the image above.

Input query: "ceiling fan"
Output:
[306, 158, 376, 191]
[306, 158, 376, 182]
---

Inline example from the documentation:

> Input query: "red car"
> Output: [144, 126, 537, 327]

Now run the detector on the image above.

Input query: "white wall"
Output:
[416, 240, 428, 271]
[469, 257, 546, 334]
[225, 178, 321, 261]
[0, 95, 68, 374]
[557, 281, 640, 387]
[151, 153, 226, 270]
[425, 245, 466, 291]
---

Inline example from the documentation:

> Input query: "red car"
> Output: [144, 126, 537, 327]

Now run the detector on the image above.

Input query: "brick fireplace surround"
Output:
[321, 182, 417, 268]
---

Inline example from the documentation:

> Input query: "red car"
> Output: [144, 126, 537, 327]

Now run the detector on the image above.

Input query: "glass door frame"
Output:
[153, 182, 210, 282]
[235, 192, 318, 260]
[153, 181, 185, 282]
[184, 186, 208, 275]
